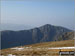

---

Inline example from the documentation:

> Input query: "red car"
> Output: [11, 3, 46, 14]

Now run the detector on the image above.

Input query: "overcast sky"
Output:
[1, 0, 75, 30]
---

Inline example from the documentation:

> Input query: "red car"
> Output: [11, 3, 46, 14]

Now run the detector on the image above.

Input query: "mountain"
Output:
[1, 24, 73, 49]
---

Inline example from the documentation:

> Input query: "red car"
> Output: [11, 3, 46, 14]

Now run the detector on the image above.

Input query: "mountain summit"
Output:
[1, 24, 73, 49]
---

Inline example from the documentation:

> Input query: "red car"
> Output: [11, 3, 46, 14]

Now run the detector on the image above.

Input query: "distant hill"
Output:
[1, 24, 73, 49]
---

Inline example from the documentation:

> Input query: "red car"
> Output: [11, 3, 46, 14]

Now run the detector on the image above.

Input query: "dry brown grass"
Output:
[1, 40, 75, 56]
[26, 40, 74, 47]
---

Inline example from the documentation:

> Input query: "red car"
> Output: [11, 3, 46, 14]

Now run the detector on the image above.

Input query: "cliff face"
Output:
[1, 24, 73, 49]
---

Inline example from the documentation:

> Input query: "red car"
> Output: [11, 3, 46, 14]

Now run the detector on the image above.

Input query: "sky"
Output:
[1, 0, 75, 30]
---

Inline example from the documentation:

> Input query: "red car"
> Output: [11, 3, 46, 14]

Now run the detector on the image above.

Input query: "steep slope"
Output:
[56, 31, 74, 41]
[1, 24, 72, 49]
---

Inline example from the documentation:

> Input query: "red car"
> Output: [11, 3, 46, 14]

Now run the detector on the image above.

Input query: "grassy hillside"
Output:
[1, 40, 74, 56]
[27, 40, 74, 47]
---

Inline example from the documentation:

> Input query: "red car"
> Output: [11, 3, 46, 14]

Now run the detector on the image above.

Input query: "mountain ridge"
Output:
[1, 24, 73, 49]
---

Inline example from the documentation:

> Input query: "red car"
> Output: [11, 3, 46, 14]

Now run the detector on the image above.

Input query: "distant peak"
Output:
[44, 24, 52, 26]
[41, 24, 53, 28]
[39, 24, 53, 30]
